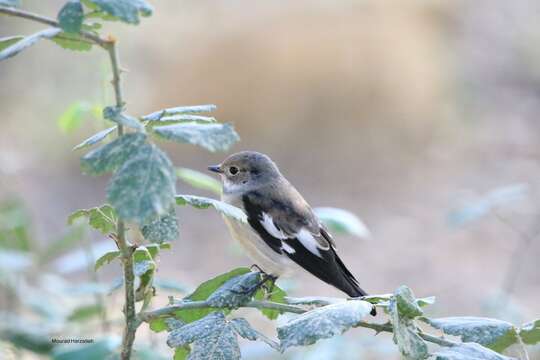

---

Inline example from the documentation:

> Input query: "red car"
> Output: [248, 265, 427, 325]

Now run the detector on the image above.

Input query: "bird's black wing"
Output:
[242, 189, 369, 299]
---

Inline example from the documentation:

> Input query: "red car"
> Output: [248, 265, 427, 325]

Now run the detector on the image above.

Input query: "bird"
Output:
[208, 151, 375, 315]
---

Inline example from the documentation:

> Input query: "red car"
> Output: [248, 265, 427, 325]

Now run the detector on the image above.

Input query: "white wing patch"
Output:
[259, 213, 323, 258]
[281, 242, 296, 254]
[260, 212, 287, 239]
[296, 228, 323, 258]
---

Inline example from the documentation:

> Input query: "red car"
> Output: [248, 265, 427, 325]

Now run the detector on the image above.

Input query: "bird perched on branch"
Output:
[208, 151, 375, 315]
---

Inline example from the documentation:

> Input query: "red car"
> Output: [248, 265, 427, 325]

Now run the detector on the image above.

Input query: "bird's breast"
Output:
[221, 194, 296, 277]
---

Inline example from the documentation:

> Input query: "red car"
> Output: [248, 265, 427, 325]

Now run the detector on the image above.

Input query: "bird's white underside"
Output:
[222, 215, 298, 276]
[221, 194, 323, 276]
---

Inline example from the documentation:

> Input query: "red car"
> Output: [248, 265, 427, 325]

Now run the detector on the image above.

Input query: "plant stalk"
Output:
[106, 39, 135, 359]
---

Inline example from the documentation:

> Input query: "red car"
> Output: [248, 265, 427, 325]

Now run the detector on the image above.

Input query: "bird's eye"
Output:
[229, 166, 239, 175]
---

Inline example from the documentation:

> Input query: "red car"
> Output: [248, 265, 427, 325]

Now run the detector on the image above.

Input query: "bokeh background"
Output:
[1, 0, 539, 359]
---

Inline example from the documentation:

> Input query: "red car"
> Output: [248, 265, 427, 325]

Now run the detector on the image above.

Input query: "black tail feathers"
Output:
[334, 255, 377, 316]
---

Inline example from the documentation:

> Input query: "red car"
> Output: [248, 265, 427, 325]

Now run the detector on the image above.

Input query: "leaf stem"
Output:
[0, 6, 109, 47]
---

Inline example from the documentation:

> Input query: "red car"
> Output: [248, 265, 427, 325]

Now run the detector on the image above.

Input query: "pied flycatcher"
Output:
[208, 151, 374, 312]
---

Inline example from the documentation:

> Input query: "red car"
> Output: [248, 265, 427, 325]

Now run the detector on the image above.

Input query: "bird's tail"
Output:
[334, 254, 377, 316]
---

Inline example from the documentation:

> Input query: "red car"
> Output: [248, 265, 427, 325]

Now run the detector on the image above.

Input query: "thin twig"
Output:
[0, 6, 109, 47]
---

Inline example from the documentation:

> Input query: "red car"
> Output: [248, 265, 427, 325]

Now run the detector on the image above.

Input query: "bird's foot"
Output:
[250, 264, 263, 273]
[233, 273, 278, 297]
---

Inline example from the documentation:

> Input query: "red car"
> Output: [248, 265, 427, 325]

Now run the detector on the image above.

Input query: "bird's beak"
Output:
[208, 164, 223, 174]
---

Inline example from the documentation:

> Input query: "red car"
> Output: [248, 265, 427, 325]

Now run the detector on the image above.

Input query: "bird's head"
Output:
[208, 151, 281, 194]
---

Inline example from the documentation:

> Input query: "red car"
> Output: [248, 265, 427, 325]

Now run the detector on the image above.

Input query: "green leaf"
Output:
[173, 346, 190, 360]
[206, 272, 261, 308]
[394, 286, 423, 319]
[145, 242, 172, 260]
[73, 126, 116, 150]
[432, 343, 514, 360]
[0, 36, 24, 51]
[141, 207, 179, 243]
[67, 304, 103, 322]
[103, 106, 144, 131]
[134, 246, 155, 269]
[175, 267, 250, 323]
[417, 296, 436, 307]
[175, 195, 247, 223]
[58, 101, 94, 133]
[134, 246, 157, 302]
[230, 318, 279, 350]
[150, 317, 185, 334]
[154, 123, 240, 152]
[520, 319, 540, 345]
[189, 326, 239, 360]
[0, 0, 19, 8]
[167, 312, 240, 360]
[0, 198, 33, 252]
[0, 28, 61, 61]
[52, 337, 121, 360]
[58, 0, 84, 33]
[107, 143, 176, 223]
[426, 317, 519, 353]
[389, 286, 428, 360]
[142, 104, 217, 122]
[94, 250, 120, 271]
[277, 300, 373, 351]
[176, 167, 222, 195]
[51, 32, 93, 51]
[81, 0, 153, 24]
[167, 312, 226, 348]
[149, 318, 167, 332]
[80, 132, 147, 175]
[254, 282, 287, 320]
[67, 204, 117, 234]
[313, 207, 371, 238]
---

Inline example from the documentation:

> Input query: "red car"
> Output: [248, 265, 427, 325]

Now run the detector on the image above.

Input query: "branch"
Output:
[0, 6, 109, 47]
[138, 299, 458, 348]
[138, 299, 305, 324]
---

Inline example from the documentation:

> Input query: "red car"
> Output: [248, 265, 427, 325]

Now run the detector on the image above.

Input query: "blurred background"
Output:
[1, 0, 539, 358]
